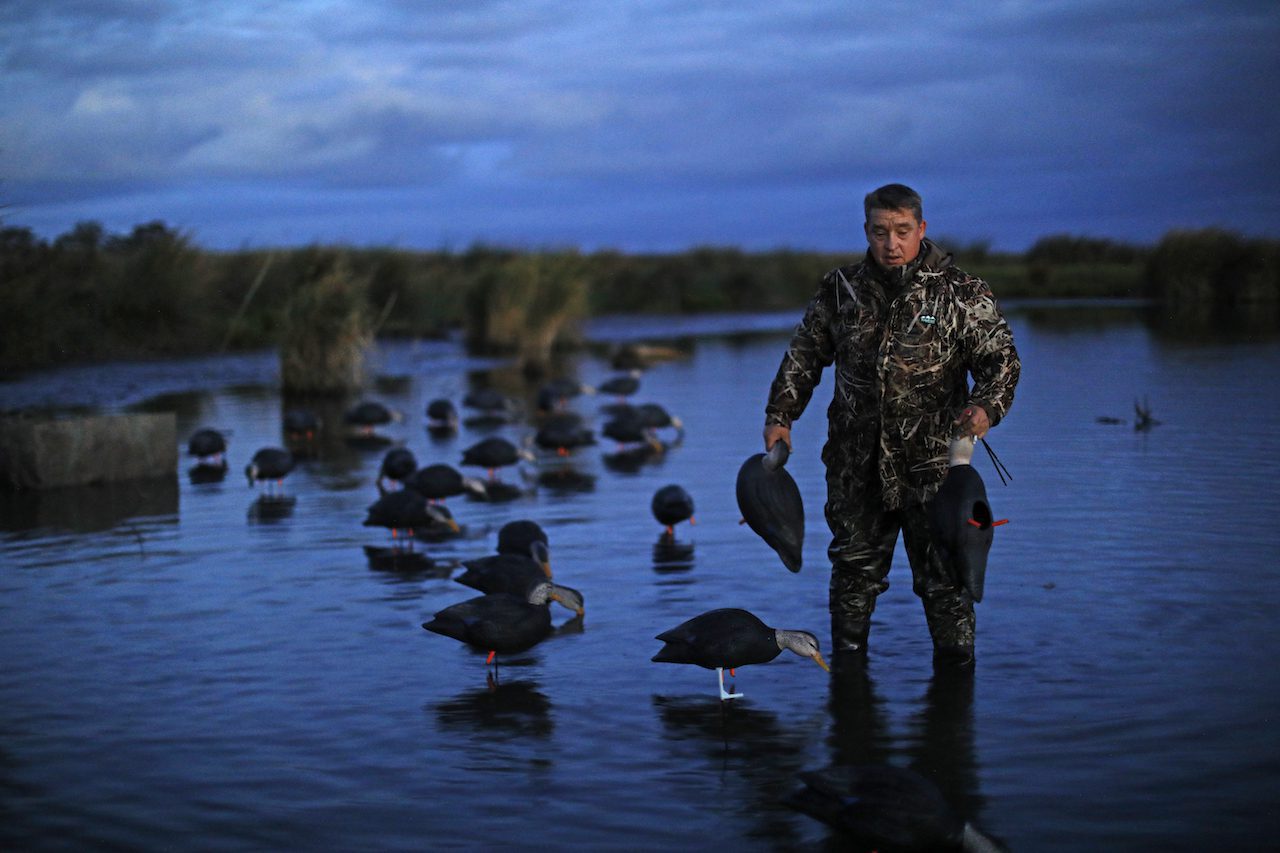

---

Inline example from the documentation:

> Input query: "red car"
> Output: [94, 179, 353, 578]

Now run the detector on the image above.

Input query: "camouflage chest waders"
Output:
[766, 241, 1020, 659]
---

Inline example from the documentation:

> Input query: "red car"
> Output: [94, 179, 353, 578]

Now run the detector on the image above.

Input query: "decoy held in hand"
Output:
[245, 447, 295, 497]
[376, 447, 418, 493]
[651, 484, 696, 536]
[787, 764, 1007, 852]
[363, 488, 461, 546]
[928, 435, 1007, 603]
[736, 440, 804, 573]
[653, 608, 829, 701]
[423, 581, 577, 666]
[187, 428, 228, 468]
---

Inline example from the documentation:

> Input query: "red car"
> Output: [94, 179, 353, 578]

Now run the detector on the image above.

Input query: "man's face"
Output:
[864, 207, 926, 269]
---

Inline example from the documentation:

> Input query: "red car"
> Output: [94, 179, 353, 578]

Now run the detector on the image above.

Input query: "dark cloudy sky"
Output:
[3, 1, 1278, 253]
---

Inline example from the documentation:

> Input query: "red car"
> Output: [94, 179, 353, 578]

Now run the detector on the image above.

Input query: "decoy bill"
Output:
[736, 440, 804, 573]
[928, 435, 1007, 603]
[653, 608, 829, 701]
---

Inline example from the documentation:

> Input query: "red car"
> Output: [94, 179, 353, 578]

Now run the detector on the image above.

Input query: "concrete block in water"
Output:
[0, 412, 177, 490]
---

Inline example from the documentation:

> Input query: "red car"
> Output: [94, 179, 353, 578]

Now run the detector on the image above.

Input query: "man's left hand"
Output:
[954, 404, 990, 439]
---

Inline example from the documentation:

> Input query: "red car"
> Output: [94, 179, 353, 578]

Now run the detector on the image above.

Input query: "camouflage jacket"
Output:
[765, 240, 1020, 509]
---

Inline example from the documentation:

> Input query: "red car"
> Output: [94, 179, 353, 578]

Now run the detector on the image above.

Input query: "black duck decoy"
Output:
[344, 400, 398, 428]
[245, 447, 295, 496]
[786, 764, 1006, 852]
[282, 408, 320, 440]
[652, 608, 828, 700]
[423, 581, 576, 666]
[736, 440, 804, 573]
[598, 371, 641, 400]
[461, 436, 534, 479]
[651, 484, 695, 535]
[463, 388, 517, 413]
[376, 446, 418, 493]
[187, 428, 228, 467]
[602, 412, 666, 454]
[405, 463, 484, 503]
[534, 412, 595, 456]
[425, 398, 459, 433]
[927, 436, 1007, 603]
[456, 556, 583, 617]
[536, 379, 594, 415]
[363, 488, 461, 545]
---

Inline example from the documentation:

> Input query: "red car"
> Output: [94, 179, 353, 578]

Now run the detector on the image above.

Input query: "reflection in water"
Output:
[652, 695, 812, 846]
[433, 679, 555, 740]
[0, 476, 179, 533]
[535, 464, 597, 494]
[652, 534, 695, 574]
[188, 463, 228, 485]
[363, 544, 455, 578]
[819, 657, 987, 846]
[247, 494, 296, 522]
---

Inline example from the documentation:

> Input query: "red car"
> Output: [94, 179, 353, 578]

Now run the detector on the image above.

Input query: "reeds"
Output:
[463, 251, 590, 376]
[278, 253, 372, 395]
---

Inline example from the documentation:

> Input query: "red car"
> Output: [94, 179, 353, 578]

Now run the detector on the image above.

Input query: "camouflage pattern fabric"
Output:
[766, 239, 1019, 646]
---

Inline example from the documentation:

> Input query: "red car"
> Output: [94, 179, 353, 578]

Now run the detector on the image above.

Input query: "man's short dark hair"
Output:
[864, 184, 923, 223]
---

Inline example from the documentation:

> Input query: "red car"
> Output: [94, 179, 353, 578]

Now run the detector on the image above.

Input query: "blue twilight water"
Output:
[2, 304, 1279, 851]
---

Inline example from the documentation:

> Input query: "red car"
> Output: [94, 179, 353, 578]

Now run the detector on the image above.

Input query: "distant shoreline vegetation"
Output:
[2, 220, 1277, 375]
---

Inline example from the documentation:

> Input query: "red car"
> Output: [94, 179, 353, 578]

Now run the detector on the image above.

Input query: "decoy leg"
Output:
[717, 667, 742, 701]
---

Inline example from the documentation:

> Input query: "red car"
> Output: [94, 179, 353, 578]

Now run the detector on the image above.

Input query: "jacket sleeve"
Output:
[765, 275, 837, 428]
[957, 276, 1020, 427]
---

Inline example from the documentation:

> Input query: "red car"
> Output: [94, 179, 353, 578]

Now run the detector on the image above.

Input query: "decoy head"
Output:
[426, 503, 462, 533]
[947, 433, 977, 467]
[529, 539, 553, 578]
[776, 629, 830, 673]
[244, 462, 258, 487]
[549, 583, 585, 617]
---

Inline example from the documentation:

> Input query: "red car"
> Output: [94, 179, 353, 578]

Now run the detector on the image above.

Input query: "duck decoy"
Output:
[245, 447, 295, 497]
[376, 447, 418, 493]
[187, 428, 228, 468]
[736, 440, 804, 573]
[651, 484, 695, 535]
[928, 435, 1007, 603]
[598, 370, 641, 401]
[786, 764, 1006, 852]
[456, 557, 583, 617]
[461, 436, 534, 480]
[363, 488, 461, 546]
[496, 519, 551, 565]
[283, 408, 320, 441]
[422, 581, 576, 667]
[405, 463, 485, 503]
[533, 412, 595, 456]
[536, 379, 595, 415]
[344, 400, 398, 429]
[425, 398, 459, 434]
[653, 608, 829, 701]
[602, 412, 666, 454]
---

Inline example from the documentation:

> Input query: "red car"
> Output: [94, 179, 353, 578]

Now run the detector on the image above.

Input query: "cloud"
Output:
[1, 0, 1277, 250]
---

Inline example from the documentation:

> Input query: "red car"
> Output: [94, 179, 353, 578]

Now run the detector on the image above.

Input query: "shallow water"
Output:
[2, 305, 1279, 851]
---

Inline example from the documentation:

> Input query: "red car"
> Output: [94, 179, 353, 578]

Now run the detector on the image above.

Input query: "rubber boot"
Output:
[926, 599, 975, 666]
[831, 610, 870, 657]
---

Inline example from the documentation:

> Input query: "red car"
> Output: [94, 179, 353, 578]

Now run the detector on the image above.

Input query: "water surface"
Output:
[3, 305, 1279, 851]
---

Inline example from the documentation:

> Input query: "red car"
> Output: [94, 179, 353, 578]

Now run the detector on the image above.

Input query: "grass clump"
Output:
[278, 251, 372, 395]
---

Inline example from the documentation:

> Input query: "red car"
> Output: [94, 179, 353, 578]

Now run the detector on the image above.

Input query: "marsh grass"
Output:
[278, 253, 372, 395]
[4, 218, 1276, 375]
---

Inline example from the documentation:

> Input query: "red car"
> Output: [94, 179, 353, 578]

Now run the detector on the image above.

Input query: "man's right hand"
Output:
[763, 424, 791, 453]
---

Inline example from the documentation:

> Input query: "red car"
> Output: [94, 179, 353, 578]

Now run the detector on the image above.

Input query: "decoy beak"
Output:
[811, 653, 831, 673]
[541, 561, 553, 579]
[550, 590, 584, 617]
[446, 517, 461, 533]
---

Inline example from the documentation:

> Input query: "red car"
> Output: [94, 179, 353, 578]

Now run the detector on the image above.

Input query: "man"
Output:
[763, 183, 1020, 663]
